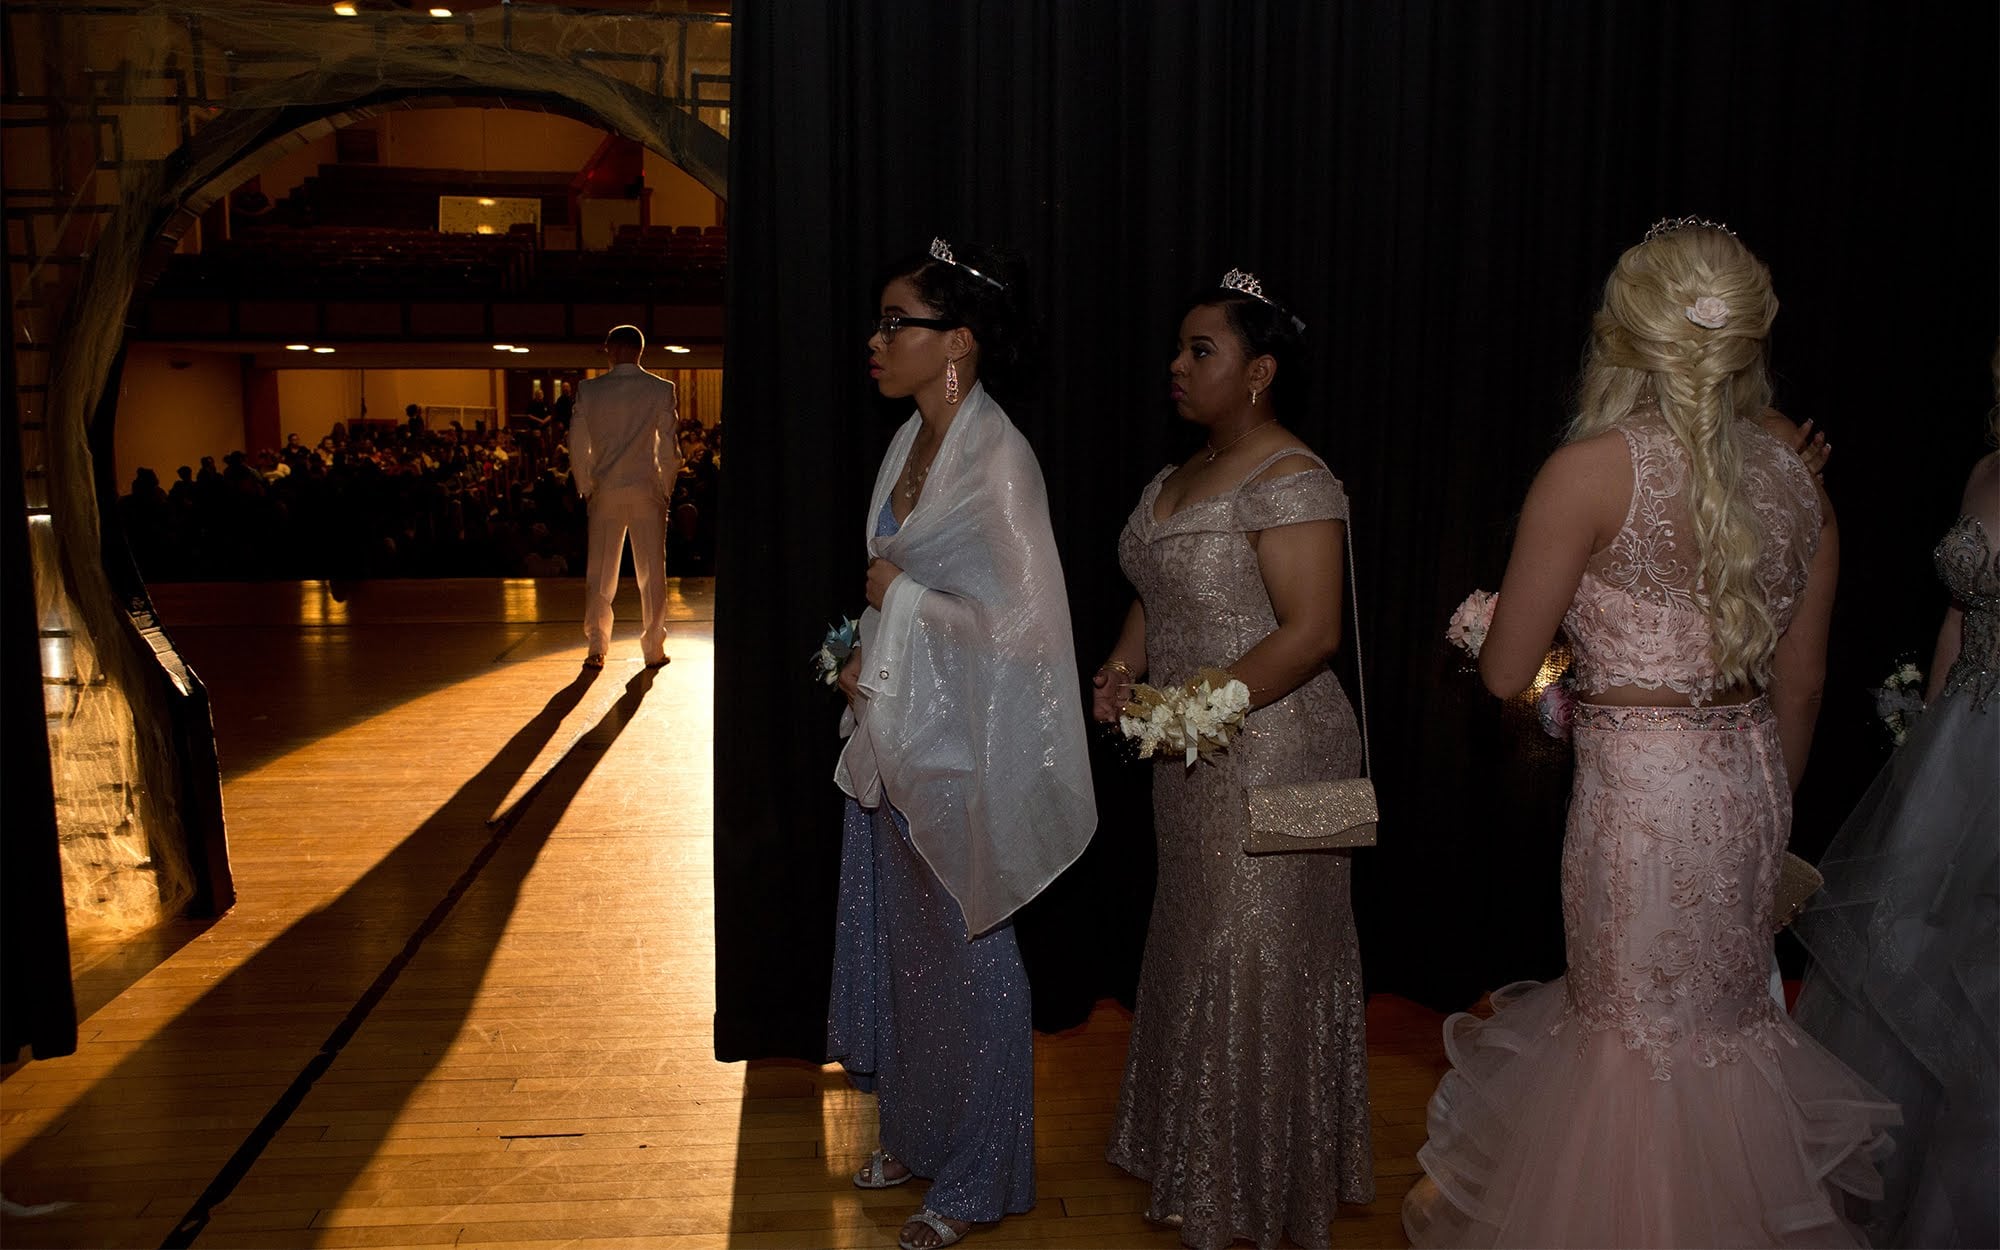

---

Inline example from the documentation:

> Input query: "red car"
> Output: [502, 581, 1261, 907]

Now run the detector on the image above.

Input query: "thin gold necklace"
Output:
[899, 440, 936, 500]
[1205, 418, 1275, 463]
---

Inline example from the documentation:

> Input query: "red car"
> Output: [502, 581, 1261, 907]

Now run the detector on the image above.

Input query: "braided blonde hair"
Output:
[1568, 225, 1781, 688]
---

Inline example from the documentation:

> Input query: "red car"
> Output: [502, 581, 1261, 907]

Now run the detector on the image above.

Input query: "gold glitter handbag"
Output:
[1770, 851, 1823, 932]
[1243, 520, 1378, 853]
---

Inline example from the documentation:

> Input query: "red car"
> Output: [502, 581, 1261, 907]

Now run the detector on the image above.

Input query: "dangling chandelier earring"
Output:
[945, 359, 962, 405]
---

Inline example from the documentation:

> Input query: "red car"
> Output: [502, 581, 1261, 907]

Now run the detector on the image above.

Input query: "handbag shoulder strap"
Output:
[1344, 519, 1371, 779]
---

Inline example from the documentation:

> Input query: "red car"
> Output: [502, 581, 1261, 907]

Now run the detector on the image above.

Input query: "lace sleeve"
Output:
[1233, 467, 1348, 531]
[1740, 428, 1825, 636]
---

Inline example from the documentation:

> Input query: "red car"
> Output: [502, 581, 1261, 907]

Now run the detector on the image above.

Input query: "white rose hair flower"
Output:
[1684, 295, 1730, 330]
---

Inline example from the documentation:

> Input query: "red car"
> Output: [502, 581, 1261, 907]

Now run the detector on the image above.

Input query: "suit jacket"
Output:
[570, 363, 678, 498]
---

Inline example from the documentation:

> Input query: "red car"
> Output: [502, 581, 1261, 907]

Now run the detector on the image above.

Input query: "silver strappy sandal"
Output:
[851, 1148, 912, 1190]
[896, 1209, 967, 1250]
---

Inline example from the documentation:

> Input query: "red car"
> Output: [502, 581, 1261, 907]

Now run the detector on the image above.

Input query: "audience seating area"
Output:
[270, 164, 576, 230]
[156, 222, 726, 303]
[149, 163, 728, 302]
[161, 226, 536, 297]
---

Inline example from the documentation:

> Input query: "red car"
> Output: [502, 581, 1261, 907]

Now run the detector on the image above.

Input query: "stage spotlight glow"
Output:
[285, 343, 311, 351]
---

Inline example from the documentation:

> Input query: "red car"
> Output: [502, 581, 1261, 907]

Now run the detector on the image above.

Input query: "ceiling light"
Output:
[331, 2, 358, 14]
[510, 347, 530, 353]
[429, 7, 452, 16]
[285, 343, 311, 351]
[477, 197, 496, 207]
[311, 346, 336, 354]
[493, 343, 514, 351]
[664, 344, 692, 354]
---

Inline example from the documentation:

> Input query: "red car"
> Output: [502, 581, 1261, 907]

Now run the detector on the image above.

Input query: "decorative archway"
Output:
[1, 0, 730, 1057]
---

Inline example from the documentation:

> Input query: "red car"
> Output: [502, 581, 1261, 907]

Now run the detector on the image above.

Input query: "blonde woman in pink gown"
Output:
[1404, 219, 1899, 1248]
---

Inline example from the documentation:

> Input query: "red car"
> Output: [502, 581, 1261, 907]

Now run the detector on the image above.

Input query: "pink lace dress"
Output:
[1405, 410, 1900, 1248]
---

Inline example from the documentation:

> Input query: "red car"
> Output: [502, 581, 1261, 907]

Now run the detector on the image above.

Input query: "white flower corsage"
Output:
[1872, 659, 1925, 746]
[1119, 666, 1252, 767]
[811, 616, 861, 688]
[1447, 589, 1499, 658]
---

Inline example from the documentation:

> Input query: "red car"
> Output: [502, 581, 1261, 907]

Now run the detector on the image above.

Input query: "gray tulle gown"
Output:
[824, 497, 1036, 1225]
[1107, 450, 1374, 1250]
[1795, 513, 2000, 1249]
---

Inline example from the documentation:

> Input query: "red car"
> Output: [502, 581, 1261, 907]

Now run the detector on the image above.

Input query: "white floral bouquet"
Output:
[1872, 658, 1925, 746]
[1119, 666, 1253, 767]
[1447, 589, 1499, 658]
[810, 616, 861, 688]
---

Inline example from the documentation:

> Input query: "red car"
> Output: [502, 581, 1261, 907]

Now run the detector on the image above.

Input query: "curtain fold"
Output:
[715, 0, 1997, 1060]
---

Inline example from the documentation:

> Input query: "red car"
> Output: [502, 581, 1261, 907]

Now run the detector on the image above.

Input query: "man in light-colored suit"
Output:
[570, 324, 679, 668]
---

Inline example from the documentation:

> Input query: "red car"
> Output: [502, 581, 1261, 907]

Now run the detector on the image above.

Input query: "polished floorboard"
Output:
[1, 578, 1439, 1249]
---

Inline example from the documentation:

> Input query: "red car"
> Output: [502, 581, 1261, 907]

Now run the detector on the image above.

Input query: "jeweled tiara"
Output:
[1221, 268, 1306, 334]
[929, 237, 1007, 291]
[1642, 215, 1738, 243]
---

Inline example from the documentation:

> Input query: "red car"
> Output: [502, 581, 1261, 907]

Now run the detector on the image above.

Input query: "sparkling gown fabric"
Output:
[1108, 449, 1373, 1250]
[834, 382, 1096, 937]
[825, 497, 1036, 1224]
[1406, 411, 1899, 1249]
[1794, 512, 2000, 1249]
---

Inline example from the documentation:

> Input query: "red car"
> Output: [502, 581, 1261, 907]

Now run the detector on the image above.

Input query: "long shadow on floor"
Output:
[0, 666, 653, 1248]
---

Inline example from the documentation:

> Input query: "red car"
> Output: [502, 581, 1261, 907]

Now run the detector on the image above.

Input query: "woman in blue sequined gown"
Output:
[825, 242, 1095, 1250]
[1794, 441, 2000, 1249]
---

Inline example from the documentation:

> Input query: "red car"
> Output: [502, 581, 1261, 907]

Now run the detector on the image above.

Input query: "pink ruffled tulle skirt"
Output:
[1406, 702, 1900, 1248]
[1405, 978, 1900, 1248]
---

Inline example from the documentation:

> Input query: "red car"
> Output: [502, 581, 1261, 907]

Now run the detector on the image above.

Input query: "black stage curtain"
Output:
[714, 0, 1997, 1060]
[3, 292, 78, 1062]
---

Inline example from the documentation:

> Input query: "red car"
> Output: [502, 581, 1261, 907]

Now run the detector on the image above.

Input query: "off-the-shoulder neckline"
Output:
[1143, 460, 1336, 527]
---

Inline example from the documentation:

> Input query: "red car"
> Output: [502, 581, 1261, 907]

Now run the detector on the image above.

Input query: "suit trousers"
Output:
[584, 484, 668, 660]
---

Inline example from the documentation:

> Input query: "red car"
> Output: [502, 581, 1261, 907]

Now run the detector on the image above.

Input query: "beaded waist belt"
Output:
[1571, 697, 1771, 732]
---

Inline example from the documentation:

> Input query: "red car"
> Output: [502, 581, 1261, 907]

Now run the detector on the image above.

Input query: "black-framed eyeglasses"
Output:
[871, 315, 959, 342]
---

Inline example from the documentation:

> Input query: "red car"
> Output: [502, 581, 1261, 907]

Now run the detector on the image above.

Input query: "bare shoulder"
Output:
[1525, 430, 1632, 543]
[1964, 449, 2000, 523]
[1757, 406, 1803, 443]
[1539, 428, 1628, 487]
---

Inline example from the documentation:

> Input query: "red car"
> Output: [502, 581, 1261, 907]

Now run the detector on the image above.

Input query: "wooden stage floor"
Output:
[1, 578, 1441, 1249]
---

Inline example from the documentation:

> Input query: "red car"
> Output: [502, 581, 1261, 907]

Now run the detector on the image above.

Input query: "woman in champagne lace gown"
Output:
[1794, 441, 2000, 1249]
[1092, 274, 1372, 1250]
[1404, 220, 1898, 1248]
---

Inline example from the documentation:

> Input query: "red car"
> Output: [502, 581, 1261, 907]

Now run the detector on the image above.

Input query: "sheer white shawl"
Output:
[834, 383, 1096, 938]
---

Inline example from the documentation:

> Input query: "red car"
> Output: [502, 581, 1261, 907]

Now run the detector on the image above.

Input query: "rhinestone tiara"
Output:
[1219, 268, 1306, 334]
[1642, 215, 1738, 243]
[928, 237, 1006, 291]
[1221, 268, 1267, 300]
